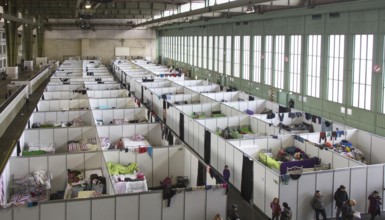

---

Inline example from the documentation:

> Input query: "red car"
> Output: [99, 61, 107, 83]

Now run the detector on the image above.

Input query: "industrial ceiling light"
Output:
[85, 1, 92, 9]
[245, 5, 255, 14]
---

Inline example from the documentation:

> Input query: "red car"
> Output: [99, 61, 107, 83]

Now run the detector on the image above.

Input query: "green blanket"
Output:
[259, 153, 280, 171]
[107, 162, 139, 175]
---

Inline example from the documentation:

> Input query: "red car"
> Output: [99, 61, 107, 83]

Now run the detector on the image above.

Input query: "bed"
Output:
[323, 140, 365, 163]
[23, 143, 55, 156]
[61, 169, 105, 199]
[107, 162, 148, 194]
[258, 146, 321, 174]
[67, 138, 99, 152]
[216, 126, 265, 139]
[8, 170, 51, 206]
[192, 111, 226, 119]
[31, 117, 86, 129]
[122, 134, 150, 149]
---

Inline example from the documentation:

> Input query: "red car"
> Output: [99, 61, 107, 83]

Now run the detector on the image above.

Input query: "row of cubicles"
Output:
[0, 59, 226, 220]
[115, 60, 385, 220]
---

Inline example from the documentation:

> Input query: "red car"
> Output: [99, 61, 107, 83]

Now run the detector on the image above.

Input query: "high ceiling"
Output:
[0, 0, 360, 30]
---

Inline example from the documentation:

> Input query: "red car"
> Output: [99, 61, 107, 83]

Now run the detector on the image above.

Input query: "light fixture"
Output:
[245, 5, 255, 14]
[85, 1, 91, 9]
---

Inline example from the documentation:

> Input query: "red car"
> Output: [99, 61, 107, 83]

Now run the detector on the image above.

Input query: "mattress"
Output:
[122, 137, 150, 148]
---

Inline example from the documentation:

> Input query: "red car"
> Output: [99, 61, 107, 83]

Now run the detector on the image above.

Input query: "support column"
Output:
[22, 24, 33, 61]
[4, 1, 18, 67]
[36, 17, 45, 57]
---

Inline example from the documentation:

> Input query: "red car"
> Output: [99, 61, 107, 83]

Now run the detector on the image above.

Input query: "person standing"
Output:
[334, 185, 349, 219]
[342, 199, 357, 220]
[311, 190, 327, 220]
[229, 204, 240, 220]
[280, 202, 292, 220]
[270, 198, 281, 220]
[368, 191, 382, 220]
[223, 165, 230, 183]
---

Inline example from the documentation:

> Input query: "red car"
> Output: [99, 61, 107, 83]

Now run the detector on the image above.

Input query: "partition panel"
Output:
[162, 191, 184, 220]
[13, 206, 39, 220]
[185, 190, 206, 220]
[332, 154, 349, 169]
[371, 136, 385, 164]
[253, 161, 266, 212]
[137, 153, 153, 187]
[0, 208, 11, 220]
[85, 152, 102, 169]
[110, 125, 123, 142]
[119, 150, 137, 165]
[29, 156, 48, 173]
[92, 198, 115, 220]
[356, 130, 372, 163]
[211, 135, 218, 170]
[233, 150, 243, 190]
[319, 149, 333, 168]
[139, 193, 162, 220]
[169, 147, 185, 180]
[217, 138, 226, 178]
[153, 148, 169, 187]
[40, 203, 65, 220]
[367, 165, 384, 210]
[315, 172, 334, 217]
[350, 167, 367, 212]
[206, 188, 227, 220]
[48, 155, 67, 193]
[116, 195, 140, 220]
[297, 174, 316, 220]
[67, 153, 85, 171]
[10, 157, 29, 179]
[225, 142, 235, 184]
[66, 200, 91, 220]
[279, 177, 299, 218]
[264, 169, 280, 219]
[333, 169, 351, 214]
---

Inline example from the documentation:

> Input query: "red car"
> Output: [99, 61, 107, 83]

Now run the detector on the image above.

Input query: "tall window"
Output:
[353, 34, 373, 110]
[177, 36, 181, 61]
[225, 36, 232, 76]
[327, 35, 345, 103]
[274, 35, 285, 89]
[218, 36, 224, 74]
[264, 36, 273, 85]
[243, 36, 250, 80]
[289, 35, 302, 93]
[194, 36, 198, 66]
[188, 36, 193, 64]
[307, 35, 322, 98]
[208, 36, 214, 70]
[233, 36, 241, 77]
[214, 36, 218, 72]
[198, 36, 202, 67]
[183, 36, 188, 63]
[203, 36, 207, 69]
[253, 36, 262, 83]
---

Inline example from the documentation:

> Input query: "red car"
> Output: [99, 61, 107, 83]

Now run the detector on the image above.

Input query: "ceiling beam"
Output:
[135, 0, 277, 27]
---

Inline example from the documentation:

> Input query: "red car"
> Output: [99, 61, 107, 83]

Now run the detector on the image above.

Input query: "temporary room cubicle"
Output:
[224, 100, 278, 116]
[36, 99, 91, 111]
[202, 91, 252, 102]
[84, 82, 122, 90]
[42, 91, 89, 100]
[89, 97, 137, 109]
[92, 108, 149, 125]
[20, 126, 100, 154]
[49, 76, 115, 83]
[184, 84, 221, 94]
[86, 89, 129, 99]
[27, 110, 95, 129]
[1, 145, 227, 220]
[45, 83, 85, 92]
[166, 102, 246, 140]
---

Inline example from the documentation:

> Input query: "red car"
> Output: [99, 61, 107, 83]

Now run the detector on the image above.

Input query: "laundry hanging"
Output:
[197, 161, 206, 186]
[241, 155, 253, 201]
[204, 129, 211, 164]
[179, 113, 184, 142]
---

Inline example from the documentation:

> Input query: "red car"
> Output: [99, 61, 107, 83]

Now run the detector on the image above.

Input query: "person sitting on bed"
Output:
[115, 139, 124, 150]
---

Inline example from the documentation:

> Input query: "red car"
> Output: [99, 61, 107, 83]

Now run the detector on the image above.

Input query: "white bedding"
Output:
[122, 137, 150, 148]
[112, 174, 148, 194]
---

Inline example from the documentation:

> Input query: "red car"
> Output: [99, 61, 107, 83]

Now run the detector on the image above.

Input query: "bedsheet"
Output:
[112, 174, 148, 193]
[122, 137, 150, 148]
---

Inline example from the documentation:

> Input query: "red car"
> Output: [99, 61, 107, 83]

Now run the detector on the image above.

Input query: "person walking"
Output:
[270, 198, 281, 220]
[223, 165, 230, 183]
[334, 185, 349, 220]
[368, 190, 382, 220]
[280, 202, 292, 220]
[311, 190, 327, 220]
